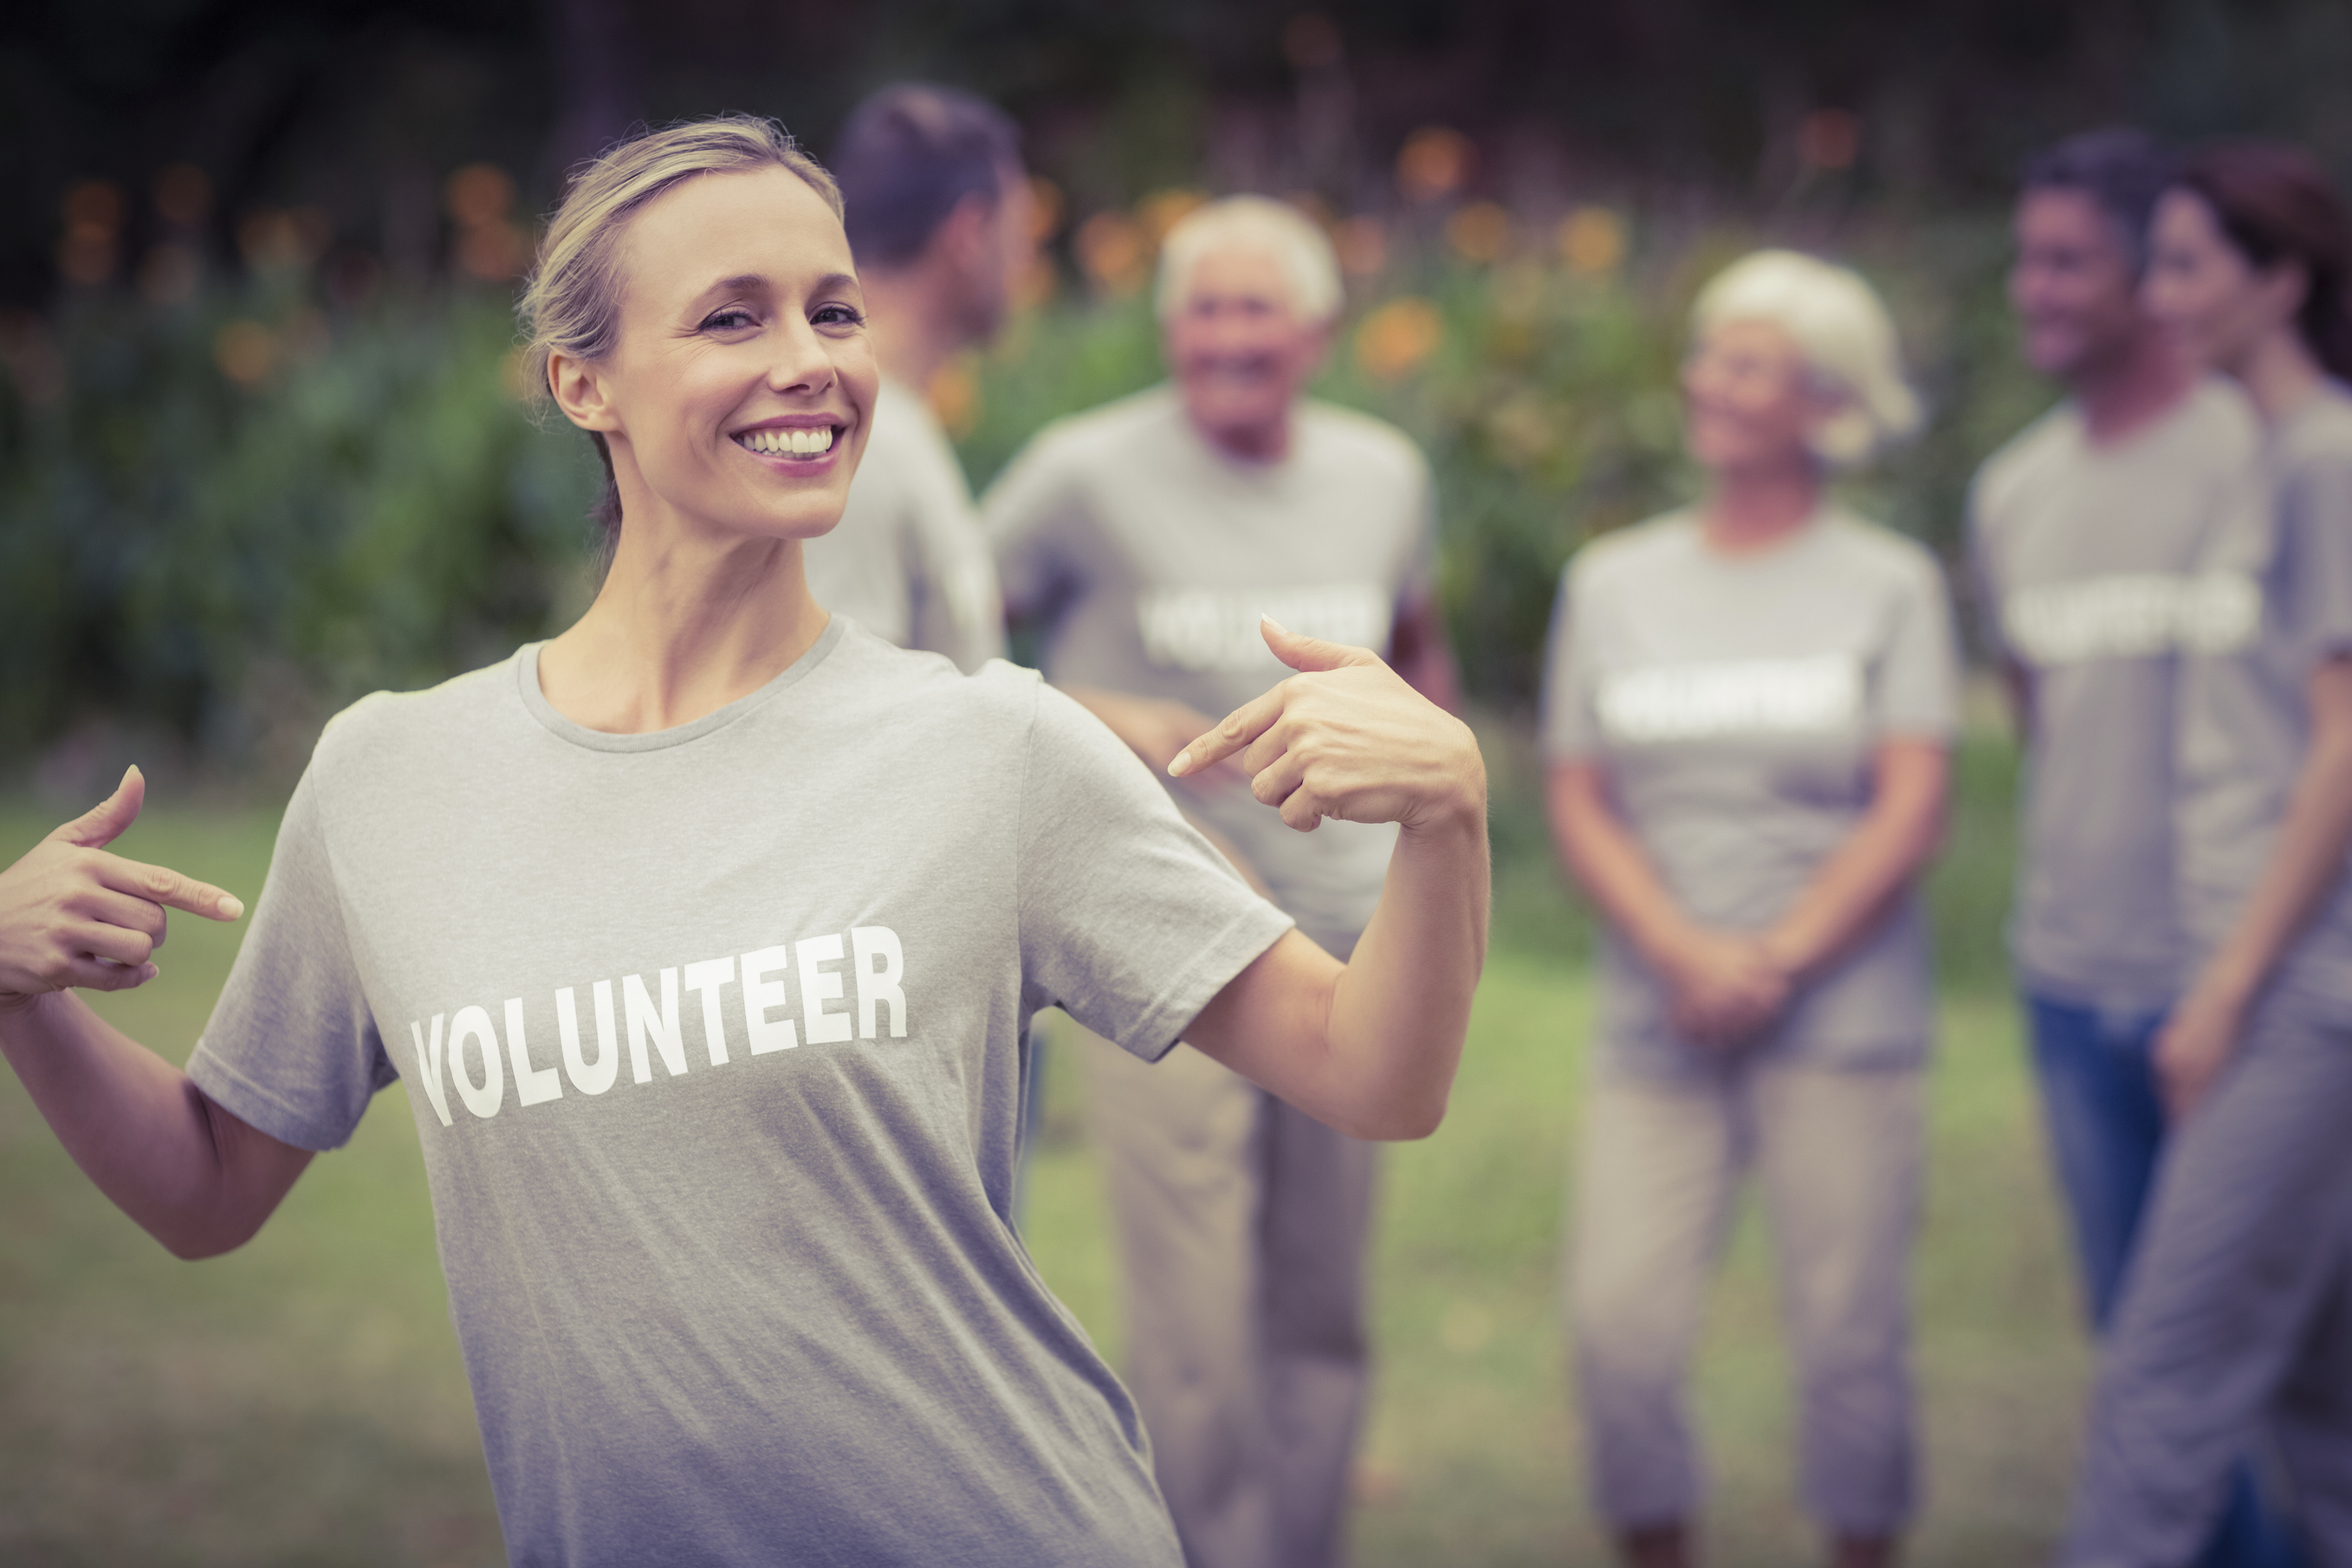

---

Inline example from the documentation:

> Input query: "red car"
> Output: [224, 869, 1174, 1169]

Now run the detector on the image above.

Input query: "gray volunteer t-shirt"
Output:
[2178, 386, 2352, 1005]
[806, 376, 1006, 672]
[1541, 508, 1960, 1076]
[985, 384, 1435, 950]
[185, 619, 1293, 1568]
[1967, 379, 2259, 1010]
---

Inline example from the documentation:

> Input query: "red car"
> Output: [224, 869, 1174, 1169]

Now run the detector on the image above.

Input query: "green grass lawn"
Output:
[0, 724, 2090, 1566]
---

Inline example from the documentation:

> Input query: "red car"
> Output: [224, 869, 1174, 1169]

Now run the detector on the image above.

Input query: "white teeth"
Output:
[739, 426, 835, 457]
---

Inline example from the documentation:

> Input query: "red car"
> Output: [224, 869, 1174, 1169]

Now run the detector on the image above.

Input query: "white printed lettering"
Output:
[741, 945, 798, 1054]
[502, 996, 561, 1107]
[852, 926, 908, 1040]
[556, 985, 619, 1095]
[683, 956, 735, 1066]
[1597, 654, 1863, 743]
[624, 969, 688, 1084]
[408, 1014, 453, 1127]
[797, 935, 852, 1045]
[2002, 572, 2261, 666]
[447, 1004, 505, 1119]
[1137, 582, 1390, 673]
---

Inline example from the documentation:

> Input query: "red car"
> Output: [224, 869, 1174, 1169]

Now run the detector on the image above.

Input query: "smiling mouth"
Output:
[734, 425, 839, 459]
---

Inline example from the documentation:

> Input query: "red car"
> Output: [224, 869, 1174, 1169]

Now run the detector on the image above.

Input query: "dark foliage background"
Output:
[4, 0, 2349, 771]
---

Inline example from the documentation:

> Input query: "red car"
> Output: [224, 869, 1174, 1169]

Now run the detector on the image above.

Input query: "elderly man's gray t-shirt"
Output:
[1967, 380, 2259, 1010]
[2178, 387, 2352, 1005]
[806, 377, 1006, 672]
[984, 384, 1435, 950]
[1541, 509, 1960, 1076]
[184, 620, 1293, 1568]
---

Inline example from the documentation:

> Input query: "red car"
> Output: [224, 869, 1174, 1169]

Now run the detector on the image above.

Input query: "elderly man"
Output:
[808, 82, 1033, 671]
[984, 196, 1459, 1568]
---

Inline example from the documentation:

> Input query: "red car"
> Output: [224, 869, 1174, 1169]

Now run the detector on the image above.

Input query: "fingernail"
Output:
[1261, 614, 1290, 634]
[219, 895, 245, 920]
[1167, 752, 1190, 777]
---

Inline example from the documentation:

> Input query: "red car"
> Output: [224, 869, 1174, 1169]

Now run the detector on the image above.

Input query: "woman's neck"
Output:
[2233, 324, 2329, 424]
[1699, 458, 1823, 555]
[537, 507, 829, 735]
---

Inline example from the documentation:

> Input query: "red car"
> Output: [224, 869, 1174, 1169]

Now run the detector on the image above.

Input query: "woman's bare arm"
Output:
[0, 768, 313, 1258]
[1545, 760, 1786, 1045]
[1755, 739, 1950, 982]
[2158, 655, 2352, 1117]
[1176, 620, 1487, 1140]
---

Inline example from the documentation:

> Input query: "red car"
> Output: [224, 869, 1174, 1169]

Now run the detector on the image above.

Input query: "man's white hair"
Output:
[1691, 249, 1922, 467]
[1156, 196, 1343, 325]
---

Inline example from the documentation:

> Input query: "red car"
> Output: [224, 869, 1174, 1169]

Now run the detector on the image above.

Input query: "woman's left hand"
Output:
[1170, 618, 1486, 834]
[2154, 980, 2249, 1122]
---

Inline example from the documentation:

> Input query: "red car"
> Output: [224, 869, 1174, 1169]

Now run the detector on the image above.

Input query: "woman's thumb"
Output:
[56, 765, 146, 849]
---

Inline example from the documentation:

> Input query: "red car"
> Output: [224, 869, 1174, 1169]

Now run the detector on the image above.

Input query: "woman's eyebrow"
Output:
[690, 271, 860, 305]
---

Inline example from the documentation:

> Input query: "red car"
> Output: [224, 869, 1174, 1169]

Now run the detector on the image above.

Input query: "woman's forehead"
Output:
[620, 165, 852, 301]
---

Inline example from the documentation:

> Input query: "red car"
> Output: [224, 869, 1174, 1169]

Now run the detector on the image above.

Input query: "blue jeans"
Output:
[2028, 995, 2301, 1568]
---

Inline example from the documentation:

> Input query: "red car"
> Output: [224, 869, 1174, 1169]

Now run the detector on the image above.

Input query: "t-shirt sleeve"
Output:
[1960, 473, 2012, 666]
[2280, 444, 2352, 668]
[1870, 550, 1964, 741]
[184, 764, 394, 1151]
[909, 498, 1008, 674]
[982, 431, 1084, 625]
[1396, 450, 1442, 611]
[1538, 558, 1602, 760]
[1015, 682, 1295, 1061]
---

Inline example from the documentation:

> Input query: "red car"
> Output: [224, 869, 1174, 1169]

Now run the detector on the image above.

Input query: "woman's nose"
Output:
[765, 321, 836, 394]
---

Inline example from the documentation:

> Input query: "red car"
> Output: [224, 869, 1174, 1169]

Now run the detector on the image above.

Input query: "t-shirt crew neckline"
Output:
[1684, 504, 1835, 567]
[1165, 383, 1297, 479]
[515, 615, 849, 754]
[2072, 379, 2226, 461]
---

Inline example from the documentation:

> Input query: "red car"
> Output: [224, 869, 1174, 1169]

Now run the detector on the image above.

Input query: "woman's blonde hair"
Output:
[519, 115, 844, 544]
[1690, 249, 1921, 468]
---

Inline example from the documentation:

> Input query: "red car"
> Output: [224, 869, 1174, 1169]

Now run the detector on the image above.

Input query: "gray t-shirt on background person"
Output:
[2178, 386, 2352, 1006]
[984, 384, 1436, 952]
[184, 619, 1293, 1568]
[1541, 508, 1962, 1078]
[806, 376, 1007, 672]
[1967, 379, 2260, 1012]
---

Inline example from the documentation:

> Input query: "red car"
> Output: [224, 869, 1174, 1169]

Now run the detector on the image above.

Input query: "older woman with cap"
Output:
[1543, 250, 1958, 1568]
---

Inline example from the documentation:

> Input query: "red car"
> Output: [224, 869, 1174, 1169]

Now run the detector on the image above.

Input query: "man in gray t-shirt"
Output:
[1966, 133, 2284, 1564]
[804, 83, 1022, 672]
[986, 197, 1455, 1568]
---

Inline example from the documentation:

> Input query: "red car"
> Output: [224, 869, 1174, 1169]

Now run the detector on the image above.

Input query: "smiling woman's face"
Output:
[567, 164, 878, 545]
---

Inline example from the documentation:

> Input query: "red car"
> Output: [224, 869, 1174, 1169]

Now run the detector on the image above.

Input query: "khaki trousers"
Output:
[1568, 1061, 1923, 1536]
[1077, 1024, 1379, 1568]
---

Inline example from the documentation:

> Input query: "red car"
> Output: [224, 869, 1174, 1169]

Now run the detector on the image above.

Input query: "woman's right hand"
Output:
[1660, 929, 1790, 1047]
[0, 767, 244, 1008]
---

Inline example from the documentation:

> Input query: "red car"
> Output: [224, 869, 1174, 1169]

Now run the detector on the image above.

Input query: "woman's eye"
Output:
[702, 308, 757, 331]
[812, 304, 866, 328]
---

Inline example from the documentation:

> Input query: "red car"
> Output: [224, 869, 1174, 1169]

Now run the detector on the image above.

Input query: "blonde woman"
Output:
[0, 117, 1488, 1567]
[1543, 251, 1956, 1568]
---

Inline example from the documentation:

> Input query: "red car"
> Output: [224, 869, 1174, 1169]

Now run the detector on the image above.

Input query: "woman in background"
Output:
[1544, 250, 1957, 1568]
[2065, 139, 2352, 1568]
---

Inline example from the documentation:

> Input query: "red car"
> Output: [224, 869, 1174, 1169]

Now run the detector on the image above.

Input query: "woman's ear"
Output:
[549, 349, 620, 434]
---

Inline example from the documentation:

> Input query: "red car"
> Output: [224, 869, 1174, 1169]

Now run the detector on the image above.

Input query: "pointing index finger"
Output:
[1170, 688, 1285, 779]
[95, 853, 246, 922]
